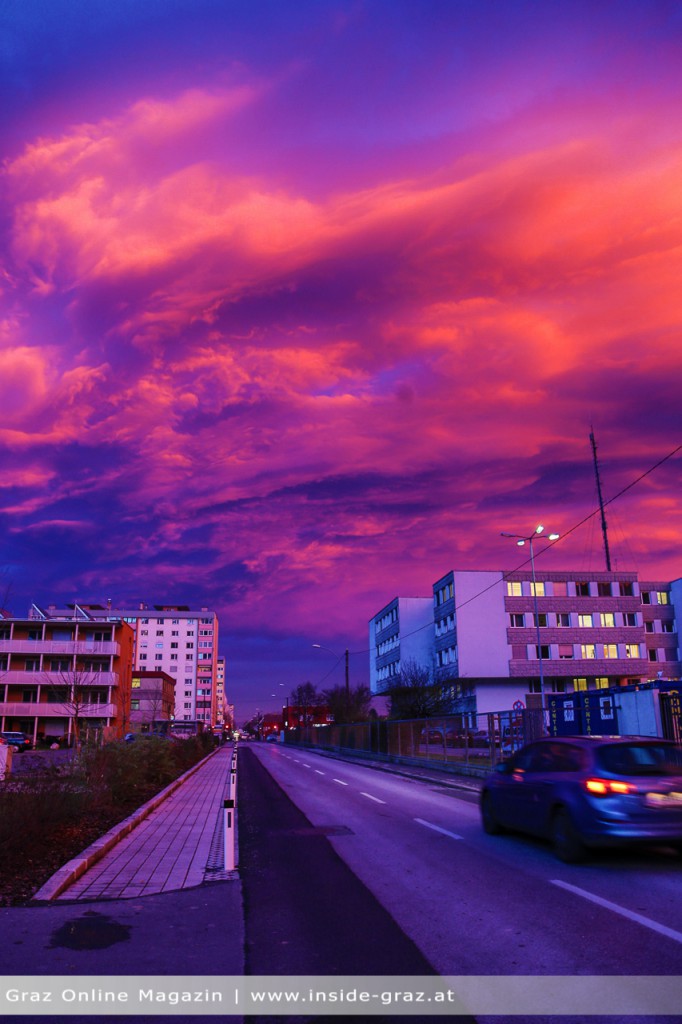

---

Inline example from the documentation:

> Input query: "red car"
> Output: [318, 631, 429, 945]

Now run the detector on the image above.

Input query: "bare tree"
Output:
[385, 659, 453, 719]
[322, 683, 372, 724]
[43, 667, 111, 751]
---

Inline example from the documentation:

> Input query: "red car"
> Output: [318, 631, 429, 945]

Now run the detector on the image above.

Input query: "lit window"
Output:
[600, 613, 615, 628]
[603, 644, 618, 659]
[578, 614, 593, 628]
[507, 582, 522, 596]
[530, 582, 545, 597]
[581, 645, 596, 659]
[656, 592, 669, 605]
[625, 644, 640, 659]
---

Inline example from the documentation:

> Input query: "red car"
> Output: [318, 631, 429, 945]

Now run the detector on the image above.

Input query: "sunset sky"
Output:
[2, 1, 681, 721]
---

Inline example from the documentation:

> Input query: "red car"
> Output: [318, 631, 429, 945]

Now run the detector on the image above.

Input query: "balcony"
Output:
[0, 639, 120, 656]
[1, 671, 119, 688]
[0, 702, 116, 718]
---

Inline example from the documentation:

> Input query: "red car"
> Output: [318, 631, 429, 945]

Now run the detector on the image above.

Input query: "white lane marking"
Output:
[302, 763, 312, 768]
[551, 880, 682, 945]
[361, 792, 386, 804]
[315, 770, 325, 775]
[293, 759, 301, 763]
[333, 779, 348, 786]
[415, 817, 463, 840]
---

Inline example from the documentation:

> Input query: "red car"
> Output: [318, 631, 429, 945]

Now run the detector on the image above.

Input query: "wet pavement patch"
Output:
[49, 911, 132, 950]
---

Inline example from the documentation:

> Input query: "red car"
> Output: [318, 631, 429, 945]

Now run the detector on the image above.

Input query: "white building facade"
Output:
[45, 603, 220, 726]
[371, 570, 681, 716]
[369, 597, 434, 693]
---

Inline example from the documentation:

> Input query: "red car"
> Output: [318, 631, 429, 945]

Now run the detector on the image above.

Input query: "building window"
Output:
[578, 614, 593, 628]
[624, 613, 638, 627]
[600, 613, 615, 628]
[509, 614, 525, 628]
[662, 622, 674, 633]
[507, 582, 522, 597]
[140, 654, 147, 661]
[645, 622, 655, 633]
[534, 645, 550, 659]
[556, 613, 570, 627]
[641, 592, 651, 605]
[573, 678, 588, 691]
[155, 654, 163, 661]
[558, 644, 574, 659]
[575, 582, 590, 596]
[553, 581, 568, 597]
[656, 592, 669, 605]
[530, 582, 545, 597]
[595, 677, 610, 689]
[648, 650, 658, 662]
[581, 645, 596, 659]
[620, 582, 634, 596]
[597, 582, 612, 597]
[131, 700, 140, 711]
[533, 613, 548, 628]
[625, 644, 641, 659]
[603, 644, 618, 659]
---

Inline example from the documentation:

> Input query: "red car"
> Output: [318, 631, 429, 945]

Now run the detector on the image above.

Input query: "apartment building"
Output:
[370, 570, 681, 716]
[43, 603, 220, 727]
[129, 670, 175, 731]
[369, 597, 433, 693]
[0, 605, 135, 744]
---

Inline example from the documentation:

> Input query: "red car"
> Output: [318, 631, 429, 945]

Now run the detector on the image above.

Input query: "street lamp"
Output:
[312, 643, 350, 701]
[501, 525, 560, 708]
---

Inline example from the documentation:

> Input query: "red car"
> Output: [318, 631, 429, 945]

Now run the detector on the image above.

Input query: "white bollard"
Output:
[223, 798, 235, 870]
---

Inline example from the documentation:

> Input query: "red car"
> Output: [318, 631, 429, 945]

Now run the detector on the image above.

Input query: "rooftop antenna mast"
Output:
[590, 428, 612, 571]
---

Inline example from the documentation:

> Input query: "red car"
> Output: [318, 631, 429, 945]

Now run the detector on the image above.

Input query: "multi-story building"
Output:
[368, 597, 433, 693]
[42, 603, 220, 727]
[216, 657, 226, 727]
[129, 670, 175, 731]
[0, 605, 135, 744]
[370, 570, 681, 716]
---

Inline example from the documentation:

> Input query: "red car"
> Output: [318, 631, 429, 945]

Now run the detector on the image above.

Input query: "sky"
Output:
[2, 0, 681, 723]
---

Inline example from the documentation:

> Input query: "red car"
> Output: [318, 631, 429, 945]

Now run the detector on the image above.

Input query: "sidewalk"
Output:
[34, 743, 236, 902]
[1, 743, 244, 982]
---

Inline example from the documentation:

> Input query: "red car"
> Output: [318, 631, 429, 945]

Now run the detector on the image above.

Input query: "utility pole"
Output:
[590, 429, 612, 571]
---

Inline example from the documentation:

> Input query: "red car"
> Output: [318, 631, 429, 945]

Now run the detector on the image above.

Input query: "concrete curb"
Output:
[31, 746, 223, 902]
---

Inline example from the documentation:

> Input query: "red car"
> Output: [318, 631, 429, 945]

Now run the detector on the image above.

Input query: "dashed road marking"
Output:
[415, 818, 463, 840]
[333, 779, 348, 786]
[551, 880, 682, 945]
[315, 770, 325, 775]
[361, 792, 386, 804]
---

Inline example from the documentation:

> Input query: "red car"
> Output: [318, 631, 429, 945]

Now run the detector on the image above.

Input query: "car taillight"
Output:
[584, 778, 635, 796]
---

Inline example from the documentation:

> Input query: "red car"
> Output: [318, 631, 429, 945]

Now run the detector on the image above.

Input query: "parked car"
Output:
[0, 731, 31, 752]
[480, 736, 682, 863]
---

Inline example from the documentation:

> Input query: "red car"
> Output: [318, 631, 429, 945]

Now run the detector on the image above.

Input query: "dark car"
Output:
[480, 736, 682, 863]
[0, 731, 32, 752]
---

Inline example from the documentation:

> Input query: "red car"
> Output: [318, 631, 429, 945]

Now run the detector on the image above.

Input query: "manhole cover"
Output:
[285, 825, 354, 837]
[49, 912, 132, 950]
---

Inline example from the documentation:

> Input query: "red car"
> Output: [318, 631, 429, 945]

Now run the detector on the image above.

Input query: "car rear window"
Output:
[596, 743, 682, 776]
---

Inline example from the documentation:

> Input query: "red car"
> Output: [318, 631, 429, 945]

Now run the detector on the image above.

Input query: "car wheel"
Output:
[481, 792, 504, 835]
[551, 807, 586, 864]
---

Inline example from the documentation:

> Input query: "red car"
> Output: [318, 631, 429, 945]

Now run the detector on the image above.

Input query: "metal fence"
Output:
[285, 707, 548, 776]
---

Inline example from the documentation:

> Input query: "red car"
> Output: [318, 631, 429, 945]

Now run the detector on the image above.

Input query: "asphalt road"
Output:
[237, 744, 465, 1023]
[249, 743, 682, 1023]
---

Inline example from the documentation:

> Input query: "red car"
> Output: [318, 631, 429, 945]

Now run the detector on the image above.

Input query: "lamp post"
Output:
[501, 525, 560, 709]
[312, 644, 350, 701]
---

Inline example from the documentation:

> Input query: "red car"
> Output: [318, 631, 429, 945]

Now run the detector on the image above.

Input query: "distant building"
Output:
[370, 570, 681, 715]
[129, 670, 175, 731]
[41, 602, 220, 728]
[0, 605, 135, 744]
[216, 657, 226, 727]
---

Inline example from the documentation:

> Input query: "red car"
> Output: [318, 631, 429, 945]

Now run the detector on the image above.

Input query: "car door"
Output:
[504, 742, 559, 835]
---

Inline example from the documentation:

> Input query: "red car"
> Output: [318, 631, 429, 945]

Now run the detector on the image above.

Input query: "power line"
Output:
[351, 440, 682, 657]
